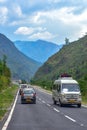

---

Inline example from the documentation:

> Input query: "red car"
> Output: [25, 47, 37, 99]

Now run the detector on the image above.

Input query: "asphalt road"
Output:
[1, 86, 87, 130]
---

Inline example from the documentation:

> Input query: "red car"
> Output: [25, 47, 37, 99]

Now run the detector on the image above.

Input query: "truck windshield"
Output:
[62, 84, 80, 92]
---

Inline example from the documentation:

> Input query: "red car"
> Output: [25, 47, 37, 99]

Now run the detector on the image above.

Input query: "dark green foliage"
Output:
[0, 85, 18, 120]
[65, 37, 69, 45]
[78, 75, 87, 95]
[0, 56, 11, 92]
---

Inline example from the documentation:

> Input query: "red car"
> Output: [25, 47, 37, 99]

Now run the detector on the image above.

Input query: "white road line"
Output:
[39, 98, 41, 101]
[42, 100, 46, 103]
[47, 104, 51, 107]
[2, 91, 19, 130]
[36, 96, 38, 98]
[64, 115, 76, 122]
[80, 124, 84, 127]
[53, 108, 60, 113]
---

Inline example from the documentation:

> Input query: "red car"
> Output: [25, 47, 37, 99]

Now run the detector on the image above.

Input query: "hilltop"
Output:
[14, 40, 62, 63]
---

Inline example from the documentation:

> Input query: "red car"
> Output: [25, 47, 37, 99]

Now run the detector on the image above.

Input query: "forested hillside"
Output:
[32, 35, 87, 98]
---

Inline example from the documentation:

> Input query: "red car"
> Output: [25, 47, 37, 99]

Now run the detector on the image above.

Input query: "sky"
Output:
[0, 0, 87, 45]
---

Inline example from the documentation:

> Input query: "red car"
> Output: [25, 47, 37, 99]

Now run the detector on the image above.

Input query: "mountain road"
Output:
[1, 86, 87, 130]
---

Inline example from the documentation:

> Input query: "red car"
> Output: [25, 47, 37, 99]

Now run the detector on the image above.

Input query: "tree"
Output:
[2, 55, 7, 76]
[65, 37, 69, 45]
[0, 55, 11, 91]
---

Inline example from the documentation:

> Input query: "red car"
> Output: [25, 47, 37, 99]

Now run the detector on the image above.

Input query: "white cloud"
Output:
[29, 31, 56, 41]
[1, 0, 87, 44]
[48, 0, 61, 4]
[0, 0, 7, 3]
[12, 4, 24, 18]
[14, 27, 34, 35]
[15, 6, 23, 17]
[0, 6, 8, 24]
[30, 7, 87, 43]
[31, 12, 46, 24]
[31, 7, 87, 26]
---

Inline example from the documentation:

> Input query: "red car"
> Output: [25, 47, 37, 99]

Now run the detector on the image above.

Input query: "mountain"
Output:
[14, 40, 62, 63]
[32, 35, 87, 88]
[0, 33, 41, 81]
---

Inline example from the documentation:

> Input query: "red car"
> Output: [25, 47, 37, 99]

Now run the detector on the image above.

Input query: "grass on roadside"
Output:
[82, 95, 87, 105]
[0, 85, 18, 120]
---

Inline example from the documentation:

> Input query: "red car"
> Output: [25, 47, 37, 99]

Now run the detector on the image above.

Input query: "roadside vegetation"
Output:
[0, 55, 11, 92]
[0, 85, 18, 120]
[79, 76, 87, 105]
[0, 55, 18, 120]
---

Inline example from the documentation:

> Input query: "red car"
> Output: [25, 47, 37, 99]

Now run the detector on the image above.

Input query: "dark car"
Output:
[21, 88, 36, 104]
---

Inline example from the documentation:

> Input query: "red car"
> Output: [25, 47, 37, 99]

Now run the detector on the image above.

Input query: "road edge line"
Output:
[1, 90, 19, 130]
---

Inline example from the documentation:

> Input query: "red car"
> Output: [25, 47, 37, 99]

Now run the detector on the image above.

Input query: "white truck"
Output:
[52, 75, 82, 108]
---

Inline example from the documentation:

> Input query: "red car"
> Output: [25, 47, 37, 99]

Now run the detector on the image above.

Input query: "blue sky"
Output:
[0, 0, 87, 44]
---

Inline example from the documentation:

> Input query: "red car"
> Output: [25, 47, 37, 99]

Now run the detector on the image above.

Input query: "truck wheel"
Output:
[59, 100, 63, 107]
[53, 99, 57, 105]
[77, 104, 81, 108]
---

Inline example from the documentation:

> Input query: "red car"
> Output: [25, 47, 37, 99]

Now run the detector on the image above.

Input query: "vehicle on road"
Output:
[21, 88, 36, 104]
[52, 74, 82, 108]
[19, 84, 28, 95]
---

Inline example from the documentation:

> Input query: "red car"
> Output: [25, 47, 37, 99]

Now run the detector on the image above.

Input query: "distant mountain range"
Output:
[14, 40, 62, 63]
[32, 35, 87, 87]
[0, 33, 41, 81]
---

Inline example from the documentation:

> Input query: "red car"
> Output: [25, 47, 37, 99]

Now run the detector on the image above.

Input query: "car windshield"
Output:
[24, 90, 35, 94]
[62, 84, 80, 92]
[21, 85, 27, 88]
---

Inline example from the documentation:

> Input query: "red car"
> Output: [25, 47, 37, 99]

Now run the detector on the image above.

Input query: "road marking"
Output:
[39, 98, 41, 101]
[53, 108, 60, 113]
[47, 104, 51, 107]
[42, 100, 46, 103]
[80, 124, 84, 127]
[2, 90, 19, 130]
[64, 115, 76, 122]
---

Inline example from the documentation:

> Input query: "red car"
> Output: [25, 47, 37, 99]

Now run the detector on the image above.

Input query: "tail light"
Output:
[21, 92, 24, 97]
[33, 93, 36, 97]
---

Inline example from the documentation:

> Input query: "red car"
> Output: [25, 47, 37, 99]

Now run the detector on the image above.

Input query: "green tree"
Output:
[65, 37, 69, 45]
[0, 55, 11, 92]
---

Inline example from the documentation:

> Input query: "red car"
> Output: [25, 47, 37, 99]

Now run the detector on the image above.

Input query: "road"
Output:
[2, 86, 87, 130]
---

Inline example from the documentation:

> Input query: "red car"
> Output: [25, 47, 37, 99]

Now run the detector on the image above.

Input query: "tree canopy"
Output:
[0, 55, 11, 92]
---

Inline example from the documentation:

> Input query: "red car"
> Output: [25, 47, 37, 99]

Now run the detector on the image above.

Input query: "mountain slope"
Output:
[32, 35, 87, 87]
[0, 33, 41, 81]
[14, 40, 62, 63]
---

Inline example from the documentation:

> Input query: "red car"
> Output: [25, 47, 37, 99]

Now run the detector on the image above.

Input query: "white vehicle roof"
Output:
[54, 77, 78, 84]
